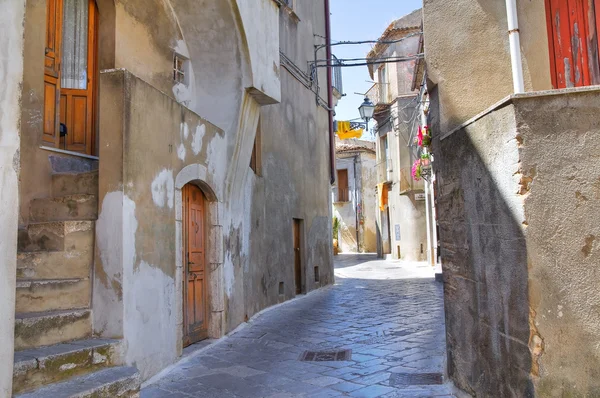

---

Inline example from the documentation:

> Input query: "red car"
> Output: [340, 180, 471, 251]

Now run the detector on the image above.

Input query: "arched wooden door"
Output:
[44, 0, 98, 155]
[183, 184, 209, 346]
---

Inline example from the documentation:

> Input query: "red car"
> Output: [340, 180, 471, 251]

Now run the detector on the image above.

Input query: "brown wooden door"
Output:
[337, 169, 349, 202]
[44, 0, 98, 155]
[293, 219, 302, 295]
[546, 0, 600, 88]
[43, 0, 63, 147]
[183, 185, 209, 346]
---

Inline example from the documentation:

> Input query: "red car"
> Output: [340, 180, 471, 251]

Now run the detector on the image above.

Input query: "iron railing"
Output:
[333, 187, 352, 203]
[366, 83, 391, 106]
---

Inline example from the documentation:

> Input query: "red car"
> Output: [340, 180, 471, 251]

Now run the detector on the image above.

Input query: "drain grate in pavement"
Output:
[389, 373, 443, 386]
[299, 349, 352, 362]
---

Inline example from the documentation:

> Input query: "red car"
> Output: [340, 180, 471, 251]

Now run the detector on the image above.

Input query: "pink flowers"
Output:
[412, 159, 422, 181]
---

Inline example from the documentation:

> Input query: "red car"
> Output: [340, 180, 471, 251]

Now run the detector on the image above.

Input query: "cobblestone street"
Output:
[141, 254, 453, 398]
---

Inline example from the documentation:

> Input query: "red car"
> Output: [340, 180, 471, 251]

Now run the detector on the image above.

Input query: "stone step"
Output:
[30, 194, 98, 223]
[16, 279, 90, 314]
[15, 309, 92, 351]
[17, 249, 92, 280]
[52, 171, 99, 197]
[18, 221, 94, 253]
[13, 338, 122, 395]
[15, 366, 140, 398]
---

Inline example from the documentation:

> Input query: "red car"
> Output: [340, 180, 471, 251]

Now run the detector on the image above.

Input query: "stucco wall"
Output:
[0, 1, 26, 394]
[435, 88, 600, 397]
[244, 0, 333, 318]
[359, 152, 377, 253]
[423, 0, 552, 132]
[515, 89, 600, 396]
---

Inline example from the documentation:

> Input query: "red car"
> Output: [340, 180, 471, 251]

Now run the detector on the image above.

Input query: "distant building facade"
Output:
[332, 139, 377, 253]
[366, 10, 433, 262]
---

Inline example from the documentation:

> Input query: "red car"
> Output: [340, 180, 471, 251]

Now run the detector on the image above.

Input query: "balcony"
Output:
[398, 167, 424, 194]
[333, 187, 352, 203]
[366, 83, 392, 108]
[376, 159, 393, 184]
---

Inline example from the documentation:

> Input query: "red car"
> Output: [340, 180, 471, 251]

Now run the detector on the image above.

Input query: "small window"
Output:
[337, 169, 349, 202]
[173, 54, 187, 84]
[250, 118, 262, 175]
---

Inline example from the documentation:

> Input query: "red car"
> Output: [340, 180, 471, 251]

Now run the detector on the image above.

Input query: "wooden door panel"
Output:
[44, 0, 62, 147]
[43, 80, 59, 145]
[547, 0, 600, 87]
[183, 185, 208, 346]
[293, 220, 302, 295]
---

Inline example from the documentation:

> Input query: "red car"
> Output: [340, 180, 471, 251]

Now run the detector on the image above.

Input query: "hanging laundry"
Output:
[336, 121, 363, 140]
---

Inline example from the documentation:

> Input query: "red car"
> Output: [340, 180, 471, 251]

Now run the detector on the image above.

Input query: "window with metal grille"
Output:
[173, 54, 186, 84]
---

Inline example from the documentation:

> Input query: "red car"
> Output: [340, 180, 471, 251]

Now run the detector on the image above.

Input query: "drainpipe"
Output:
[325, 0, 335, 184]
[506, 0, 525, 93]
[353, 155, 360, 252]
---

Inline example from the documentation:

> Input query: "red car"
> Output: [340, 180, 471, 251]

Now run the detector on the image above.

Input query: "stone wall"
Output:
[434, 88, 600, 397]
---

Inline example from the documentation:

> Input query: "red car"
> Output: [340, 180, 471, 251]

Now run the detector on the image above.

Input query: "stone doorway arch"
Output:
[175, 164, 225, 352]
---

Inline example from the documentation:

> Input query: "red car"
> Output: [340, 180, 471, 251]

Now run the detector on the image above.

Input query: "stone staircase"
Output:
[13, 170, 140, 397]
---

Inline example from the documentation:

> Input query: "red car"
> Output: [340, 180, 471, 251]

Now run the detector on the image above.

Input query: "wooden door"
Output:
[337, 169, 349, 202]
[43, 0, 63, 147]
[546, 0, 600, 88]
[44, 0, 98, 155]
[183, 185, 209, 346]
[293, 219, 303, 295]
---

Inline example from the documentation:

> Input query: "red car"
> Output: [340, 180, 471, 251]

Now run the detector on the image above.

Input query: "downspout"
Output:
[325, 0, 336, 184]
[506, 0, 525, 93]
[353, 155, 360, 252]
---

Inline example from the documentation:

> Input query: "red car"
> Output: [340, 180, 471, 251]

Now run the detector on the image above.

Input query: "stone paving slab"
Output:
[142, 254, 455, 397]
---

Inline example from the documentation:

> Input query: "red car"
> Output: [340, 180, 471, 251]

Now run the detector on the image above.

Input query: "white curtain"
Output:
[61, 0, 88, 90]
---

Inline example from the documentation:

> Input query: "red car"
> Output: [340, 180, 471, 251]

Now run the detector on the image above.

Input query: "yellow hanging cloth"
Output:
[336, 121, 363, 140]
[377, 183, 388, 211]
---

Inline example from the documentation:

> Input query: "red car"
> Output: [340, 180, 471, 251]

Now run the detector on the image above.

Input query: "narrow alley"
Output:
[141, 255, 452, 398]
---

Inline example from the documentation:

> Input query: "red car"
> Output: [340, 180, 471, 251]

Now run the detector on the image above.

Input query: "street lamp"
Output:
[358, 97, 375, 127]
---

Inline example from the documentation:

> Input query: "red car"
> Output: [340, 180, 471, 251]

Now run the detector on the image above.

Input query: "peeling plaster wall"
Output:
[0, 1, 26, 394]
[434, 89, 600, 396]
[515, 90, 600, 396]
[95, 71, 225, 379]
[423, 0, 552, 132]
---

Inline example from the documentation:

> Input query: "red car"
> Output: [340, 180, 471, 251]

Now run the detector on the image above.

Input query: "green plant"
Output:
[332, 217, 340, 240]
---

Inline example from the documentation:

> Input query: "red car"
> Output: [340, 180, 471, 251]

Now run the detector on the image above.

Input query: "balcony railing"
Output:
[366, 83, 391, 106]
[399, 167, 424, 194]
[333, 187, 352, 203]
[376, 159, 393, 184]
[332, 55, 343, 95]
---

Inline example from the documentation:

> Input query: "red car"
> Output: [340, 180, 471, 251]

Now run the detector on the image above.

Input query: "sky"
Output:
[329, 0, 422, 131]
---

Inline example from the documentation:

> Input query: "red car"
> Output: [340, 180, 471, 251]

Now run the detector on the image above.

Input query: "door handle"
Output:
[188, 261, 196, 265]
